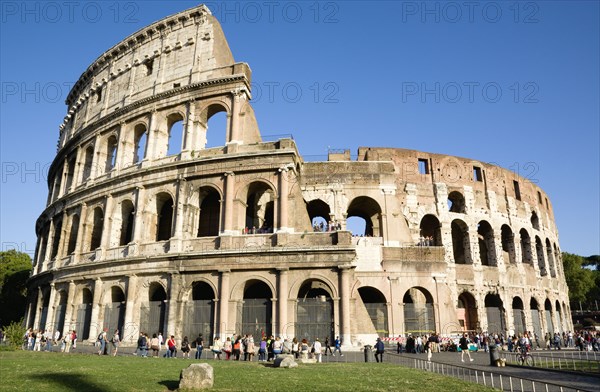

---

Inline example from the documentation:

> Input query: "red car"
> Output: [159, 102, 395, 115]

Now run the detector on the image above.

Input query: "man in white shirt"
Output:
[313, 338, 322, 363]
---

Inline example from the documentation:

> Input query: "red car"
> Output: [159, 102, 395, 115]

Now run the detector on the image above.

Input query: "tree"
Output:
[0, 250, 32, 327]
[562, 252, 596, 303]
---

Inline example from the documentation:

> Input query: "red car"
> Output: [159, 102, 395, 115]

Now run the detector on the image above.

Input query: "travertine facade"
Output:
[26, 4, 572, 346]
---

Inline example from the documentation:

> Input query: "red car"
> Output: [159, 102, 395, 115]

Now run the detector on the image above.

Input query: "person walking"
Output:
[111, 330, 120, 356]
[333, 336, 343, 356]
[181, 336, 191, 359]
[313, 338, 322, 362]
[460, 334, 474, 362]
[374, 337, 385, 362]
[324, 337, 333, 356]
[194, 334, 204, 359]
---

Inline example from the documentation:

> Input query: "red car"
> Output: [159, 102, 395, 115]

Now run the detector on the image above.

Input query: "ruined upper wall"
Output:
[57, 4, 248, 146]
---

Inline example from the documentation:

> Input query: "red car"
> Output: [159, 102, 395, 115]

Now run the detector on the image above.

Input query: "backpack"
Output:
[233, 341, 241, 350]
[98, 333, 104, 341]
[182, 340, 189, 349]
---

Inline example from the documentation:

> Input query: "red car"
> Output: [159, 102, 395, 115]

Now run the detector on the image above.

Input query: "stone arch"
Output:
[357, 286, 388, 337]
[237, 279, 274, 338]
[535, 236, 546, 275]
[38, 288, 51, 330]
[243, 181, 276, 233]
[484, 293, 506, 333]
[457, 291, 478, 332]
[529, 297, 543, 340]
[419, 214, 442, 246]
[102, 285, 126, 336]
[403, 287, 435, 334]
[295, 279, 335, 342]
[346, 196, 383, 237]
[104, 134, 119, 173]
[166, 111, 185, 156]
[531, 211, 540, 230]
[289, 273, 338, 300]
[155, 192, 174, 241]
[54, 290, 68, 335]
[50, 215, 63, 260]
[140, 282, 167, 336]
[133, 122, 148, 164]
[118, 199, 135, 246]
[182, 281, 216, 342]
[512, 296, 526, 335]
[477, 220, 497, 266]
[451, 219, 471, 264]
[553, 243, 561, 276]
[76, 287, 93, 340]
[88, 207, 104, 251]
[546, 238, 556, 277]
[197, 186, 222, 237]
[306, 199, 331, 229]
[501, 224, 516, 265]
[202, 102, 230, 149]
[555, 300, 563, 333]
[82, 144, 95, 181]
[519, 229, 533, 264]
[447, 191, 466, 213]
[66, 213, 80, 255]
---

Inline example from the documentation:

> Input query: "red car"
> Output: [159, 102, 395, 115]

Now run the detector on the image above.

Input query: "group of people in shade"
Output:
[22, 328, 78, 353]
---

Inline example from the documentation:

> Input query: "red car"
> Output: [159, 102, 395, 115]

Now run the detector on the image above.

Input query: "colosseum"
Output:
[25, 4, 572, 347]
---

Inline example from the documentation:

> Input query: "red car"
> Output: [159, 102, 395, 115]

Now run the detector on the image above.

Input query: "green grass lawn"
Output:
[0, 350, 494, 391]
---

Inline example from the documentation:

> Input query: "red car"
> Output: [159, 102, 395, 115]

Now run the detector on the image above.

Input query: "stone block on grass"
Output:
[179, 363, 214, 390]
[274, 355, 298, 368]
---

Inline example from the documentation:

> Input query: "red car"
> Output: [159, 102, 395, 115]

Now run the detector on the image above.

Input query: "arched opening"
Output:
[529, 298, 542, 340]
[82, 145, 94, 181]
[89, 207, 103, 251]
[183, 282, 215, 343]
[156, 193, 174, 241]
[403, 287, 435, 334]
[140, 283, 167, 336]
[544, 299, 554, 334]
[133, 124, 147, 163]
[205, 109, 228, 149]
[67, 214, 79, 255]
[531, 212, 540, 230]
[104, 286, 126, 337]
[484, 294, 505, 333]
[457, 292, 478, 332]
[197, 187, 220, 237]
[546, 238, 556, 277]
[54, 290, 68, 336]
[50, 217, 63, 259]
[51, 164, 64, 202]
[119, 200, 135, 246]
[553, 243, 561, 276]
[296, 280, 334, 341]
[306, 199, 331, 231]
[167, 113, 185, 156]
[347, 196, 382, 237]
[519, 229, 532, 264]
[238, 280, 273, 338]
[76, 288, 93, 340]
[555, 300, 563, 333]
[346, 216, 366, 236]
[447, 191, 466, 213]
[451, 219, 470, 264]
[65, 155, 76, 191]
[535, 236, 546, 275]
[501, 225, 516, 265]
[477, 220, 497, 266]
[245, 182, 275, 233]
[105, 135, 118, 172]
[38, 291, 50, 330]
[512, 297, 526, 335]
[419, 214, 442, 246]
[358, 287, 388, 337]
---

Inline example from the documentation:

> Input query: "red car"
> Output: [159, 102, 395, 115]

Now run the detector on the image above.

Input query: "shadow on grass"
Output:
[158, 380, 179, 391]
[31, 373, 106, 392]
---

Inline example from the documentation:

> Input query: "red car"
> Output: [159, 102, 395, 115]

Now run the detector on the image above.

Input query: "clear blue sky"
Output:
[1, 1, 598, 258]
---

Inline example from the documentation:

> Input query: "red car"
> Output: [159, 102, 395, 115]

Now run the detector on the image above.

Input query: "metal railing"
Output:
[505, 351, 600, 373]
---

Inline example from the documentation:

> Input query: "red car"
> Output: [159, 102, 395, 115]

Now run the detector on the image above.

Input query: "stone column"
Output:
[222, 172, 235, 234]
[73, 203, 87, 263]
[277, 268, 289, 337]
[54, 210, 69, 264]
[32, 287, 44, 329]
[72, 145, 84, 188]
[88, 278, 103, 342]
[278, 167, 290, 232]
[62, 281, 76, 336]
[44, 283, 57, 332]
[229, 90, 242, 143]
[132, 187, 145, 244]
[332, 297, 340, 338]
[100, 195, 114, 252]
[339, 265, 353, 347]
[123, 275, 139, 343]
[166, 273, 181, 337]
[218, 270, 230, 336]
[170, 179, 185, 252]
